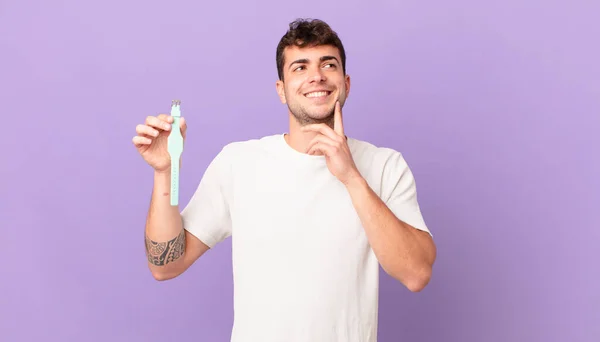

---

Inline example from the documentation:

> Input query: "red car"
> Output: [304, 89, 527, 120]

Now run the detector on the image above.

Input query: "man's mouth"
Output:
[304, 91, 332, 98]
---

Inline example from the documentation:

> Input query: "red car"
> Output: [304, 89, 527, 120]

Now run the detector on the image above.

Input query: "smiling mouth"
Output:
[304, 91, 332, 98]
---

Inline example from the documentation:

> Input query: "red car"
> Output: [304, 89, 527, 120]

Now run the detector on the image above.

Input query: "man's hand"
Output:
[133, 114, 187, 173]
[301, 101, 362, 186]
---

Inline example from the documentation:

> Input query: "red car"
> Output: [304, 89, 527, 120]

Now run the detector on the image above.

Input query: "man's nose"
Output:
[308, 67, 327, 82]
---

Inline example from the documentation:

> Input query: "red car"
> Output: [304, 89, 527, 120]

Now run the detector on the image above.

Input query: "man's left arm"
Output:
[344, 174, 436, 292]
[302, 101, 436, 292]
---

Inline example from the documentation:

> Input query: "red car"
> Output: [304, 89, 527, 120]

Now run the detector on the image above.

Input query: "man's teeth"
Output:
[305, 91, 329, 98]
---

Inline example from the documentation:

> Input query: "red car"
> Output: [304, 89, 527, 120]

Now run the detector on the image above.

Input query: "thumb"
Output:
[180, 117, 187, 139]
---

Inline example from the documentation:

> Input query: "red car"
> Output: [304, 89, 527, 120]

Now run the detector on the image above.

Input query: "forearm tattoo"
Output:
[145, 229, 185, 266]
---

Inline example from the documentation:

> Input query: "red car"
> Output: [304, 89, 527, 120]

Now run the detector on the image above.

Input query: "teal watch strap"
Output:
[167, 100, 184, 206]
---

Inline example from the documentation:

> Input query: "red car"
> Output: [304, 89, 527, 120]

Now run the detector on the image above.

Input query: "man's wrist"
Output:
[154, 169, 172, 185]
[343, 173, 368, 191]
[154, 168, 171, 176]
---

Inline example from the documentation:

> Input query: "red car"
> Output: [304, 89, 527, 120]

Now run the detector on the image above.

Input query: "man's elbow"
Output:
[149, 268, 182, 281]
[405, 271, 431, 292]
[405, 237, 436, 292]
[151, 272, 175, 281]
[396, 265, 433, 292]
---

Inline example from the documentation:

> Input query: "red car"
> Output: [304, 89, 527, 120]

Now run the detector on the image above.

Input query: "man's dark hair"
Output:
[276, 18, 347, 81]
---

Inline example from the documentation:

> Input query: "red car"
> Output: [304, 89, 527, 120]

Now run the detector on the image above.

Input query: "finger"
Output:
[301, 123, 340, 141]
[307, 142, 335, 156]
[157, 114, 174, 123]
[136, 124, 159, 137]
[333, 101, 344, 136]
[180, 117, 187, 139]
[132, 135, 152, 147]
[306, 134, 337, 153]
[145, 115, 172, 131]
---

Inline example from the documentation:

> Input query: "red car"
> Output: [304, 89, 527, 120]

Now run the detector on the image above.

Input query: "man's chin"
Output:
[304, 111, 335, 124]
[289, 103, 336, 125]
[307, 104, 336, 118]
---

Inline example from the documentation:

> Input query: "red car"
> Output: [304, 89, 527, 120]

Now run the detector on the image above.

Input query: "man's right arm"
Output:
[144, 170, 210, 281]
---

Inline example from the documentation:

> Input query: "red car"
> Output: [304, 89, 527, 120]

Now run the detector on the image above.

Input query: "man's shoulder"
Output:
[348, 137, 416, 191]
[348, 137, 406, 164]
[216, 134, 283, 159]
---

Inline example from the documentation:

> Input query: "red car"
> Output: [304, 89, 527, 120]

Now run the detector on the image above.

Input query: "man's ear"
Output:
[275, 80, 287, 104]
[345, 74, 351, 98]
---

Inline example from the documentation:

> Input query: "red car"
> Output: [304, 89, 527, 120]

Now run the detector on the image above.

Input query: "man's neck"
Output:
[284, 113, 333, 155]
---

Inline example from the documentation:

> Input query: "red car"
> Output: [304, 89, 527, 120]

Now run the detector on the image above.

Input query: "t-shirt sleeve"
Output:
[181, 147, 233, 248]
[381, 151, 431, 236]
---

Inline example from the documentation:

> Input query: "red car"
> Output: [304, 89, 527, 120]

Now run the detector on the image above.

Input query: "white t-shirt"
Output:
[181, 134, 430, 342]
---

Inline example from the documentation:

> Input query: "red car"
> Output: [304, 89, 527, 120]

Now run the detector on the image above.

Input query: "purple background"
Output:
[1, 0, 598, 341]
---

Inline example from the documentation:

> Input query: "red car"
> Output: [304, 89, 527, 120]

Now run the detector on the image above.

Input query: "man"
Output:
[133, 18, 436, 342]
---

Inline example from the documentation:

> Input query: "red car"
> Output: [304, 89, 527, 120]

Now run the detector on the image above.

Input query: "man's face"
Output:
[276, 44, 350, 126]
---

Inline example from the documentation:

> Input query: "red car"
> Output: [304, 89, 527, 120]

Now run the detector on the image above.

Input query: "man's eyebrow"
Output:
[288, 56, 340, 69]
[320, 55, 339, 63]
[289, 58, 309, 69]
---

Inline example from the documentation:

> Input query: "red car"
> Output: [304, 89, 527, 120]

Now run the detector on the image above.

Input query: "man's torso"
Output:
[224, 134, 387, 342]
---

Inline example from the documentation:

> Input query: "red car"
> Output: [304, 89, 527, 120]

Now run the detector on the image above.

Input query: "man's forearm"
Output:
[344, 176, 436, 292]
[145, 170, 186, 277]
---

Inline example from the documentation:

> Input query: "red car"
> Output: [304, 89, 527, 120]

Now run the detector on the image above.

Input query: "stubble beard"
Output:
[283, 82, 345, 128]
[287, 98, 337, 129]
